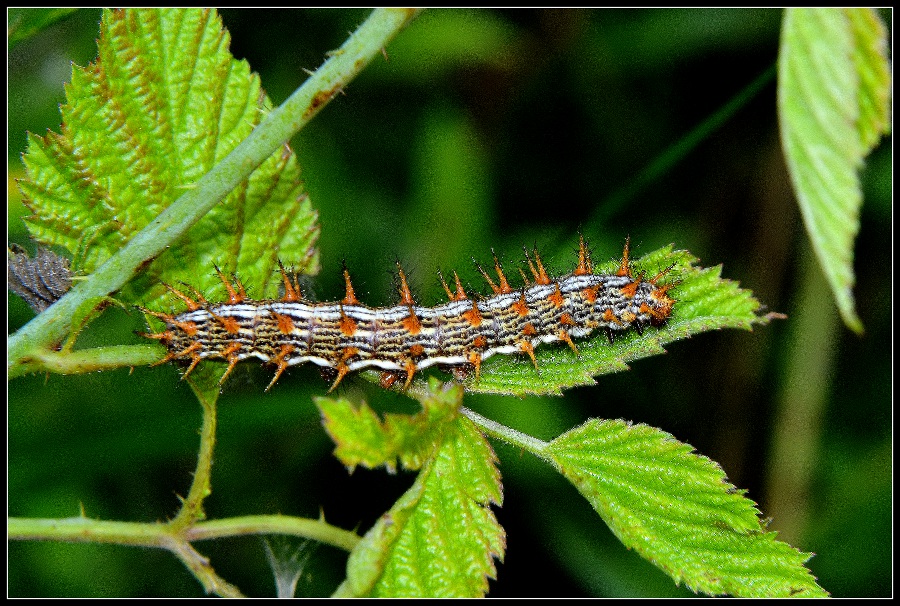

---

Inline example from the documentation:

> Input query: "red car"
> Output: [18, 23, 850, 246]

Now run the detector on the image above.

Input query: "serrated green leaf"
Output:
[18, 8, 320, 310]
[846, 8, 891, 149]
[317, 377, 463, 472]
[778, 8, 889, 334]
[467, 245, 772, 396]
[547, 419, 828, 597]
[335, 407, 504, 597]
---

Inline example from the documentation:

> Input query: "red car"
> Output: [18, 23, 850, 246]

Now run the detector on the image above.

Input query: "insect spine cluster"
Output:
[140, 237, 675, 392]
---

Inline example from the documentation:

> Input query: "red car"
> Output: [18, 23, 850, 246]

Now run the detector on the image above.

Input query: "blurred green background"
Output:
[8, 8, 891, 597]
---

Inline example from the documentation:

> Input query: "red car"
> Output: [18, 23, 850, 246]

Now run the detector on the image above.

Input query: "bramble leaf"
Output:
[778, 8, 890, 334]
[847, 9, 891, 150]
[467, 245, 773, 396]
[334, 382, 504, 597]
[317, 377, 463, 472]
[18, 8, 320, 310]
[548, 419, 828, 597]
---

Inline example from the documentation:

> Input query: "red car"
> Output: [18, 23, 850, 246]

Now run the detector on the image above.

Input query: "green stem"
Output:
[8, 513, 361, 597]
[8, 517, 177, 547]
[460, 406, 551, 462]
[9, 344, 163, 378]
[169, 541, 245, 597]
[187, 515, 360, 553]
[171, 375, 222, 529]
[7, 515, 359, 552]
[7, 7, 422, 374]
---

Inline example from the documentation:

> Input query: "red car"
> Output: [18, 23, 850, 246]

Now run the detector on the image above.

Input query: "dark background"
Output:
[8, 8, 891, 597]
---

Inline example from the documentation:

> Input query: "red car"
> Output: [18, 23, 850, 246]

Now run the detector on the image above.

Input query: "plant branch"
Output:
[7, 7, 422, 374]
[8, 344, 164, 379]
[8, 517, 176, 547]
[460, 406, 552, 462]
[8, 512, 360, 597]
[7, 371, 360, 597]
[7, 515, 360, 553]
[170, 375, 222, 529]
[186, 515, 360, 552]
[169, 541, 245, 597]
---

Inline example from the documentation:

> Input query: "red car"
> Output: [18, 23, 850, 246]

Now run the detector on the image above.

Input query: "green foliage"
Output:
[12, 7, 885, 598]
[18, 8, 319, 309]
[470, 246, 773, 396]
[317, 378, 463, 472]
[548, 419, 827, 597]
[778, 8, 890, 334]
[335, 381, 504, 597]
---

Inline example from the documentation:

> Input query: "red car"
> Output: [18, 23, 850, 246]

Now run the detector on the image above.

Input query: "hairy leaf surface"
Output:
[548, 419, 828, 597]
[335, 382, 504, 597]
[18, 8, 320, 310]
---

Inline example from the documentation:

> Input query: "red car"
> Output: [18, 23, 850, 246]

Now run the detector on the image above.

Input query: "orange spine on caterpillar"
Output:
[139, 237, 675, 392]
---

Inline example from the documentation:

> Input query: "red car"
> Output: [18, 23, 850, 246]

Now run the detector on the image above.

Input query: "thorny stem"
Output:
[6, 516, 361, 556]
[171, 374, 221, 530]
[8, 9, 415, 596]
[7, 365, 362, 597]
[186, 515, 360, 553]
[169, 541, 246, 598]
[8, 515, 361, 597]
[7, 8, 422, 376]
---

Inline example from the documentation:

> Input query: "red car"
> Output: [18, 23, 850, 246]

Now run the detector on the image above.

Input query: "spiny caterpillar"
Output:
[140, 237, 675, 392]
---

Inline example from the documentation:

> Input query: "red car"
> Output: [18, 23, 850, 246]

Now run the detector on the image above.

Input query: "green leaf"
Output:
[317, 377, 463, 472]
[18, 8, 320, 310]
[467, 245, 773, 396]
[547, 419, 828, 597]
[846, 8, 891, 149]
[778, 8, 890, 334]
[335, 388, 504, 597]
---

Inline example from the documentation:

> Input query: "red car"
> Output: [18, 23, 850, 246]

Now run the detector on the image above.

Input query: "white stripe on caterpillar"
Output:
[139, 237, 675, 392]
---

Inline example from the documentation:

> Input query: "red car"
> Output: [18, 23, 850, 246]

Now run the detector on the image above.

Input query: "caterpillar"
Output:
[140, 237, 675, 392]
